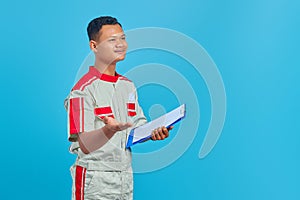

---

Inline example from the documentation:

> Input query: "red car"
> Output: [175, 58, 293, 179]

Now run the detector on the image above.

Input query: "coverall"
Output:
[65, 66, 147, 200]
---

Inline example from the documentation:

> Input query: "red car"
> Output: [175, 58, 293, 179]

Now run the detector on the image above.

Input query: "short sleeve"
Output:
[64, 90, 95, 142]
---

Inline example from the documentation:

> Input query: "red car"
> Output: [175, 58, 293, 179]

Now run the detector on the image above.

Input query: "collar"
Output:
[89, 66, 120, 83]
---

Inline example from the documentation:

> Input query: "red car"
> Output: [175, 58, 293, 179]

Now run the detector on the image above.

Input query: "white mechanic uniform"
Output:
[64, 66, 147, 200]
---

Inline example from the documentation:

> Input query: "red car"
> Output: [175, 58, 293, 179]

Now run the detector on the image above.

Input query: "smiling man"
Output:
[65, 16, 171, 200]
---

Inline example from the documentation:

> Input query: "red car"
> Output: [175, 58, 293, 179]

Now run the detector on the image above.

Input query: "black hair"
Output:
[87, 16, 122, 41]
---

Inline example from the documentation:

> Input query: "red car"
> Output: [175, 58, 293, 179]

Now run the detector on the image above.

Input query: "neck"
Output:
[94, 60, 117, 76]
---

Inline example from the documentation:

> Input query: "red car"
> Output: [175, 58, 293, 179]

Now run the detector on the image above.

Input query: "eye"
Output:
[121, 36, 126, 40]
[108, 38, 116, 42]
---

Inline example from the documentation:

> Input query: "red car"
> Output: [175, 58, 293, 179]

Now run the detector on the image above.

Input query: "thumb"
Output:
[124, 122, 133, 128]
[102, 116, 109, 124]
[119, 122, 133, 130]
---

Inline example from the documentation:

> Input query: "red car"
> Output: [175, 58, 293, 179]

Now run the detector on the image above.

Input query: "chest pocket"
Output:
[94, 106, 115, 119]
[127, 103, 136, 117]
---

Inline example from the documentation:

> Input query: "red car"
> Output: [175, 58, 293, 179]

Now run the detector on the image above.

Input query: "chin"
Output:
[115, 55, 126, 62]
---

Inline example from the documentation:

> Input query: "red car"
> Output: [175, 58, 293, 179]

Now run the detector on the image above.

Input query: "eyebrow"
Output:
[109, 34, 126, 38]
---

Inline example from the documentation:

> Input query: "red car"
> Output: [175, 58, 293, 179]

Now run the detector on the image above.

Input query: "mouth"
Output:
[114, 50, 126, 54]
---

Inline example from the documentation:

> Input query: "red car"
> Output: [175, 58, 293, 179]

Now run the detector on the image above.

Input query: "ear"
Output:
[89, 40, 97, 52]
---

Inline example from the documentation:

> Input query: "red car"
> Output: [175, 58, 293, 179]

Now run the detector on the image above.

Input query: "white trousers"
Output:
[70, 165, 133, 200]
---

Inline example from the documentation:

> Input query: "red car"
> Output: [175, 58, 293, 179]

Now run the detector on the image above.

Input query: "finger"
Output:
[156, 128, 162, 140]
[162, 127, 169, 138]
[151, 129, 158, 140]
[102, 116, 109, 124]
[158, 127, 166, 140]
[167, 126, 174, 131]
[120, 122, 132, 127]
[103, 116, 117, 125]
[151, 134, 156, 140]
[120, 122, 133, 130]
[151, 133, 155, 140]
[156, 134, 162, 140]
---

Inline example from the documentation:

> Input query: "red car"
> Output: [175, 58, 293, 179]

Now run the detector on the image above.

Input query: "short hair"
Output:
[87, 16, 122, 41]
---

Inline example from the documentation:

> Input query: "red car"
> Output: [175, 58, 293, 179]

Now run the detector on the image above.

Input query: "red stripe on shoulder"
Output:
[118, 75, 132, 82]
[72, 73, 98, 91]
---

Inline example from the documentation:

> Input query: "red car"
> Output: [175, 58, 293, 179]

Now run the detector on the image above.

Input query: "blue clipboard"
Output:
[126, 104, 186, 148]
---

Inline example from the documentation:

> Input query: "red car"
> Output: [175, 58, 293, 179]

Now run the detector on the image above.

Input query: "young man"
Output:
[65, 16, 171, 200]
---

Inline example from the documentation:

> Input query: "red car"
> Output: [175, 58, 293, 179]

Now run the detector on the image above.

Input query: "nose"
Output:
[116, 38, 127, 48]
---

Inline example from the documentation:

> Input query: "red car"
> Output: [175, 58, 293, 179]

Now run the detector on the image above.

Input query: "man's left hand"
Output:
[151, 126, 173, 141]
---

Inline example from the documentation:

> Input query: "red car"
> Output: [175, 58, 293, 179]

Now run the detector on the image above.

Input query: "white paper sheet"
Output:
[126, 104, 186, 148]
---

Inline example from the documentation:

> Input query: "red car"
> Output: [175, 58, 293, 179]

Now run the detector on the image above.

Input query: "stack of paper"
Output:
[126, 104, 186, 148]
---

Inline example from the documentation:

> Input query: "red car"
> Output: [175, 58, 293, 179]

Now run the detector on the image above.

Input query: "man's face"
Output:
[93, 24, 128, 65]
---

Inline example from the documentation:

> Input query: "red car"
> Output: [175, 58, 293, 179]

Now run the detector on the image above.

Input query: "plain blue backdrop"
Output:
[0, 0, 299, 199]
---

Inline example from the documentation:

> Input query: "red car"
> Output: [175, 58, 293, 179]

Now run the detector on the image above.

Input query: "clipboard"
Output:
[126, 104, 186, 148]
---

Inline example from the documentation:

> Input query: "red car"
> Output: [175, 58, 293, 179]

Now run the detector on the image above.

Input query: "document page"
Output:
[126, 104, 185, 147]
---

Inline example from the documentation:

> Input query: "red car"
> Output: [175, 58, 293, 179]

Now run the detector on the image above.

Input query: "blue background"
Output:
[1, 0, 299, 199]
